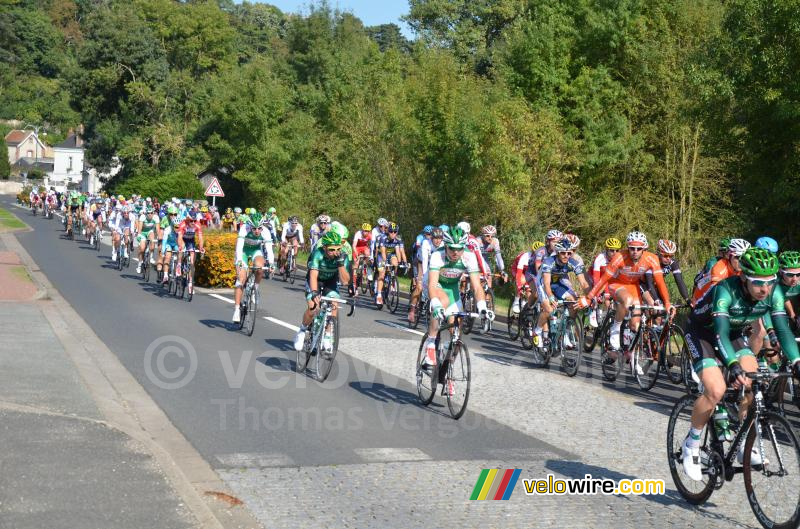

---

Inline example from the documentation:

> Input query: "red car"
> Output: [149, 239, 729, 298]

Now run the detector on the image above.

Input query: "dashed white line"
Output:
[209, 293, 235, 304]
[263, 316, 300, 332]
[354, 447, 432, 463]
[383, 321, 426, 337]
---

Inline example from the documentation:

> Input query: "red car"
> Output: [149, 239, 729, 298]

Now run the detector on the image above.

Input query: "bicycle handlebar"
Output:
[312, 296, 356, 317]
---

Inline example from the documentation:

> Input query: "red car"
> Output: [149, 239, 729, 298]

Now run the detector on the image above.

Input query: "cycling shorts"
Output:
[610, 283, 642, 303]
[305, 275, 340, 301]
[162, 238, 179, 253]
[551, 281, 576, 300]
[377, 253, 398, 269]
[136, 232, 155, 244]
[70, 205, 80, 213]
[354, 246, 370, 261]
[239, 247, 264, 266]
[685, 320, 754, 373]
[182, 239, 197, 252]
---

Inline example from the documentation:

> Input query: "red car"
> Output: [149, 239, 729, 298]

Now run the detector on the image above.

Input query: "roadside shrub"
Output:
[195, 230, 237, 288]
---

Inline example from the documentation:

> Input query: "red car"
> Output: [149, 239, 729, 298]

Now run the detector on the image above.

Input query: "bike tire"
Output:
[667, 394, 717, 505]
[633, 327, 660, 391]
[561, 316, 583, 377]
[315, 315, 339, 382]
[681, 342, 700, 395]
[507, 302, 520, 341]
[387, 276, 400, 313]
[481, 288, 494, 334]
[288, 255, 296, 285]
[665, 323, 686, 384]
[359, 264, 368, 295]
[600, 324, 622, 382]
[743, 411, 800, 529]
[416, 334, 436, 405]
[519, 307, 535, 351]
[446, 341, 471, 420]
[176, 275, 185, 299]
[584, 309, 605, 352]
[186, 262, 194, 302]
[462, 290, 474, 334]
[144, 261, 150, 283]
[243, 285, 257, 336]
[296, 330, 311, 374]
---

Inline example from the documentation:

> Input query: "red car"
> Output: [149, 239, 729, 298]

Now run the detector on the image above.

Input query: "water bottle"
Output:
[713, 404, 733, 442]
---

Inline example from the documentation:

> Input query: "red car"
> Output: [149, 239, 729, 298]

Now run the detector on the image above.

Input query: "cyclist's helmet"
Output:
[234, 207, 242, 214]
[431, 227, 444, 239]
[439, 224, 449, 233]
[545, 229, 564, 241]
[718, 237, 732, 252]
[330, 221, 349, 240]
[289, 215, 299, 224]
[248, 212, 263, 226]
[727, 238, 751, 257]
[362, 222, 372, 232]
[531, 241, 545, 251]
[739, 247, 779, 277]
[566, 233, 581, 248]
[146, 207, 155, 214]
[268, 207, 276, 214]
[605, 237, 622, 250]
[657, 239, 677, 255]
[320, 231, 342, 248]
[200, 206, 208, 213]
[554, 238, 573, 253]
[388, 222, 399, 233]
[481, 225, 497, 236]
[423, 225, 434, 234]
[778, 250, 800, 270]
[443, 226, 468, 249]
[457, 221, 471, 234]
[755, 236, 779, 253]
[317, 214, 331, 224]
[377, 217, 389, 227]
[226, 207, 232, 214]
[167, 205, 178, 215]
[626, 231, 649, 248]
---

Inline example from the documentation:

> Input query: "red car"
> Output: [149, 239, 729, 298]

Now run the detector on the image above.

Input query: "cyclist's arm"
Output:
[338, 257, 350, 285]
[308, 268, 319, 293]
[494, 244, 505, 272]
[644, 270, 658, 300]
[398, 247, 408, 264]
[672, 269, 690, 302]
[542, 272, 554, 299]
[297, 226, 304, 245]
[652, 269, 672, 310]
[771, 287, 800, 363]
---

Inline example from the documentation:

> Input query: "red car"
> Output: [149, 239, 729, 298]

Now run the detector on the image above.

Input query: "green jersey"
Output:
[308, 247, 348, 281]
[779, 281, 800, 301]
[139, 214, 159, 234]
[428, 248, 479, 288]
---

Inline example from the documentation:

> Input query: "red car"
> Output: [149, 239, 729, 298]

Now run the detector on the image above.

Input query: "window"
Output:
[68, 156, 73, 172]
[27, 150, 33, 158]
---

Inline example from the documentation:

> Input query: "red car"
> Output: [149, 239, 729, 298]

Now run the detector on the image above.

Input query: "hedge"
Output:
[195, 230, 237, 288]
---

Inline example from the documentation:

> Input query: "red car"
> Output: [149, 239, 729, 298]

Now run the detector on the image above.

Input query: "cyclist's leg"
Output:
[253, 254, 265, 284]
[176, 239, 185, 274]
[234, 261, 248, 306]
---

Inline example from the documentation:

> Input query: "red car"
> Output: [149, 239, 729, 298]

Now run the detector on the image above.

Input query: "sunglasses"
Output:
[782, 271, 800, 278]
[558, 251, 573, 256]
[628, 247, 644, 252]
[447, 246, 465, 252]
[325, 246, 341, 252]
[746, 276, 777, 286]
[320, 222, 329, 225]
[607, 249, 618, 253]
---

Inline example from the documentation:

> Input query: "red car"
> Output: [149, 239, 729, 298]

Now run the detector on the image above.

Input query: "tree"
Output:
[0, 140, 10, 179]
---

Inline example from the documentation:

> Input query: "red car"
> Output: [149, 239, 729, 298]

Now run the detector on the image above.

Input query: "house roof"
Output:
[54, 134, 83, 149]
[5, 130, 32, 146]
[14, 157, 54, 171]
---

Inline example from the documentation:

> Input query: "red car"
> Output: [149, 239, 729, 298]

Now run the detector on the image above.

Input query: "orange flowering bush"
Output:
[195, 230, 237, 288]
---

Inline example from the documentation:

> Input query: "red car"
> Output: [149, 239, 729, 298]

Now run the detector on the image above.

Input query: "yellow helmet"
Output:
[531, 241, 545, 251]
[605, 237, 622, 250]
[200, 206, 209, 213]
[362, 223, 372, 231]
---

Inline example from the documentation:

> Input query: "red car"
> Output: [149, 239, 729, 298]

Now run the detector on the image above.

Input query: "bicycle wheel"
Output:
[682, 342, 701, 395]
[663, 324, 685, 384]
[743, 411, 800, 528]
[176, 274, 185, 299]
[388, 276, 400, 313]
[600, 325, 622, 382]
[667, 394, 718, 504]
[416, 334, 437, 405]
[462, 290, 475, 334]
[243, 281, 257, 336]
[561, 316, 583, 377]
[144, 260, 151, 282]
[296, 327, 311, 374]
[186, 262, 195, 302]
[584, 309, 605, 352]
[519, 307, 535, 351]
[288, 254, 296, 285]
[315, 315, 339, 382]
[633, 327, 660, 391]
[507, 303, 520, 341]
[446, 341, 471, 420]
[359, 263, 368, 295]
[410, 297, 423, 329]
[481, 288, 494, 334]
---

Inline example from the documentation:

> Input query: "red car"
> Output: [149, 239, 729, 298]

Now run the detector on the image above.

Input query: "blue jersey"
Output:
[537, 255, 585, 284]
[379, 235, 404, 254]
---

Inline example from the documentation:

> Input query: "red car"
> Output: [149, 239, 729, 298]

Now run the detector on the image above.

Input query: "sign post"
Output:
[204, 177, 225, 207]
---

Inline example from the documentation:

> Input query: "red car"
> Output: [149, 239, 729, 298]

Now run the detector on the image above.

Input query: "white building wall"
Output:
[51, 147, 84, 187]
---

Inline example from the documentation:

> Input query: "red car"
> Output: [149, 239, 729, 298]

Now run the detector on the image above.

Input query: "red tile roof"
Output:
[4, 130, 31, 145]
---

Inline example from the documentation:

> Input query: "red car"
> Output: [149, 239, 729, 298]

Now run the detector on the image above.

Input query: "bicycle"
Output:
[415, 311, 493, 419]
[597, 303, 658, 383]
[93, 225, 102, 251]
[164, 252, 179, 296]
[507, 286, 530, 341]
[377, 262, 408, 313]
[296, 296, 355, 382]
[667, 367, 800, 528]
[115, 234, 131, 271]
[583, 298, 612, 352]
[633, 305, 688, 389]
[354, 255, 371, 296]
[545, 300, 584, 377]
[409, 280, 429, 330]
[175, 249, 202, 302]
[140, 241, 155, 282]
[462, 274, 499, 335]
[283, 245, 297, 284]
[518, 301, 541, 353]
[236, 264, 266, 336]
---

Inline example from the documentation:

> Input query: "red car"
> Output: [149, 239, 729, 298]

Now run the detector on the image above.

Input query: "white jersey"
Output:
[111, 213, 133, 234]
[281, 222, 304, 244]
[419, 238, 443, 277]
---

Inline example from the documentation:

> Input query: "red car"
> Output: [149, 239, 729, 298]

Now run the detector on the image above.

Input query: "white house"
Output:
[83, 157, 122, 193]
[51, 133, 84, 189]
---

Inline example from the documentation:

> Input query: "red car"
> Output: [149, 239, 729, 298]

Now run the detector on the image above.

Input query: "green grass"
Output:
[0, 207, 26, 230]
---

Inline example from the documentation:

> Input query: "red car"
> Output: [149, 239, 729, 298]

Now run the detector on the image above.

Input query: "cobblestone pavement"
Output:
[218, 335, 763, 529]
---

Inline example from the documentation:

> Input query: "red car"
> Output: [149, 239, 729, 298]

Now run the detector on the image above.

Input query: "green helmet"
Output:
[739, 247, 779, 277]
[330, 221, 349, 240]
[268, 207, 276, 214]
[443, 226, 468, 248]
[167, 205, 178, 215]
[320, 231, 342, 248]
[718, 237, 732, 251]
[778, 250, 800, 270]
[248, 212, 263, 226]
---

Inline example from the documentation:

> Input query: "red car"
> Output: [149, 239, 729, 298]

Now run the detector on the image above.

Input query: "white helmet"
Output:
[457, 221, 471, 234]
[546, 229, 564, 241]
[377, 217, 389, 227]
[626, 231, 649, 248]
[657, 239, 677, 255]
[727, 238, 751, 257]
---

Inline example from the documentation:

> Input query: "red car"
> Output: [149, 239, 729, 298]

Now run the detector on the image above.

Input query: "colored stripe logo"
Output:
[470, 469, 521, 500]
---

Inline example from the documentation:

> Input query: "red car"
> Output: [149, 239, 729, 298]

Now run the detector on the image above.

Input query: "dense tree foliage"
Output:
[1, 0, 797, 264]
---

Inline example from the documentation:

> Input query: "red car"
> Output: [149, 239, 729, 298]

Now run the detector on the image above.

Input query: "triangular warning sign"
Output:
[204, 177, 225, 197]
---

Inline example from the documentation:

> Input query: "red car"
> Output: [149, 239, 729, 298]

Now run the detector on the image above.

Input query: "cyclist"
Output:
[409, 227, 445, 323]
[175, 211, 205, 291]
[370, 218, 390, 264]
[535, 238, 591, 347]
[478, 225, 507, 288]
[232, 212, 270, 323]
[222, 208, 235, 232]
[564, 233, 585, 267]
[421, 226, 494, 372]
[110, 206, 134, 263]
[352, 222, 373, 283]
[265, 207, 280, 241]
[644, 239, 691, 306]
[589, 237, 622, 327]
[681, 248, 800, 480]
[511, 241, 545, 314]
[534, 230, 563, 274]
[777, 251, 800, 328]
[86, 200, 106, 247]
[309, 214, 331, 248]
[694, 237, 731, 288]
[135, 207, 159, 274]
[692, 238, 751, 305]
[158, 206, 180, 283]
[576, 231, 673, 352]
[409, 226, 434, 322]
[232, 207, 244, 231]
[65, 190, 81, 236]
[755, 236, 778, 254]
[375, 222, 408, 306]
[279, 216, 304, 274]
[293, 231, 350, 351]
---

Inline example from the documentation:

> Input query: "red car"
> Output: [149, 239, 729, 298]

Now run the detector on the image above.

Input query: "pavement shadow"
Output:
[199, 318, 238, 331]
[349, 381, 420, 406]
[256, 354, 294, 372]
[262, 338, 295, 353]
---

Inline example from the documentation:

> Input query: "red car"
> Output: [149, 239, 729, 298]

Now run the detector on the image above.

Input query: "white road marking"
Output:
[215, 452, 295, 468]
[264, 316, 300, 332]
[354, 447, 432, 463]
[210, 293, 235, 304]
[382, 321, 425, 337]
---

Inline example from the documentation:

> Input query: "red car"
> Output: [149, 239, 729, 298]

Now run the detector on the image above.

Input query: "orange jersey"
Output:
[692, 258, 737, 304]
[589, 250, 671, 306]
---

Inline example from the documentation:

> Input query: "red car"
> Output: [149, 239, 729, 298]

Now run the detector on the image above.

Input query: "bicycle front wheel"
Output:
[446, 341, 471, 420]
[519, 308, 535, 351]
[561, 316, 583, 377]
[243, 286, 257, 336]
[288, 255, 296, 285]
[462, 290, 475, 334]
[667, 394, 717, 504]
[415, 334, 436, 405]
[315, 315, 339, 382]
[744, 411, 800, 529]
[507, 302, 520, 341]
[665, 324, 686, 384]
[633, 327, 660, 391]
[388, 276, 400, 314]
